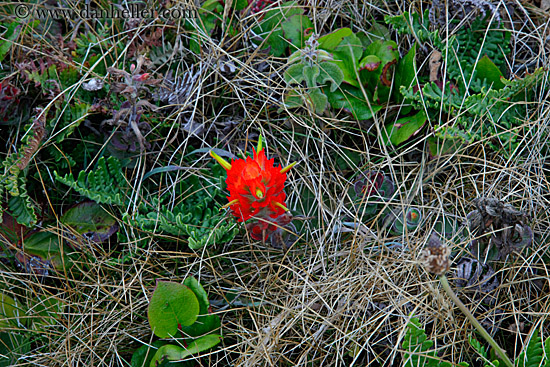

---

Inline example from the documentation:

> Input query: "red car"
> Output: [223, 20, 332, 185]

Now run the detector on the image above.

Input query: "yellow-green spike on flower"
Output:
[210, 150, 232, 170]
[272, 201, 289, 212]
[257, 135, 263, 152]
[280, 161, 297, 174]
[221, 199, 239, 210]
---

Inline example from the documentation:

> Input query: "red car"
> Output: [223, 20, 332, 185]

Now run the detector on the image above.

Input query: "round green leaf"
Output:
[148, 281, 200, 338]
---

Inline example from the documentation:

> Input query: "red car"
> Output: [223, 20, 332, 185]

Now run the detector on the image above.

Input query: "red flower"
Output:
[210, 137, 296, 239]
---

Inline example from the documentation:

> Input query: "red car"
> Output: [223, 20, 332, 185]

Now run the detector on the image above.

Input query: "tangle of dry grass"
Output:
[0, 0, 549, 366]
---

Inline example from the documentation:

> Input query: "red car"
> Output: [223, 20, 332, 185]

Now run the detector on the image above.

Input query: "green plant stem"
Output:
[439, 274, 514, 367]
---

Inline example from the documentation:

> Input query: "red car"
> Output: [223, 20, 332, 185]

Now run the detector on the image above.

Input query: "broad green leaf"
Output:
[281, 15, 313, 50]
[22, 231, 72, 271]
[393, 43, 417, 104]
[232, 0, 248, 10]
[474, 55, 505, 90]
[323, 34, 363, 87]
[326, 84, 382, 120]
[148, 281, 200, 338]
[263, 28, 286, 57]
[318, 28, 353, 50]
[360, 40, 399, 103]
[283, 89, 305, 109]
[367, 23, 391, 42]
[131, 341, 167, 367]
[358, 54, 381, 71]
[183, 277, 209, 315]
[149, 335, 222, 366]
[254, 1, 304, 56]
[258, 1, 303, 31]
[29, 295, 64, 331]
[0, 22, 21, 63]
[60, 201, 118, 244]
[383, 110, 427, 146]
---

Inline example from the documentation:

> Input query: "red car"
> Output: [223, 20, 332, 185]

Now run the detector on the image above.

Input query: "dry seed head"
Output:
[420, 233, 451, 275]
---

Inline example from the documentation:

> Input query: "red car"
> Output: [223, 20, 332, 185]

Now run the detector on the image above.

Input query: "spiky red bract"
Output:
[224, 148, 287, 223]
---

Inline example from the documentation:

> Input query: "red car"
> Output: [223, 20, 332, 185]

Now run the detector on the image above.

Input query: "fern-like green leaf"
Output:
[54, 156, 128, 207]
[402, 317, 438, 367]
[402, 317, 469, 367]
[517, 329, 543, 367]
[469, 336, 500, 367]
[7, 183, 37, 227]
[544, 337, 550, 367]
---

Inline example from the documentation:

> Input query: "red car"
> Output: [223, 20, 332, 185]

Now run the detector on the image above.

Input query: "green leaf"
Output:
[283, 89, 305, 109]
[254, 1, 305, 56]
[317, 62, 344, 92]
[131, 341, 167, 367]
[0, 22, 21, 63]
[474, 55, 505, 90]
[360, 40, 399, 103]
[322, 34, 363, 87]
[232, 0, 248, 10]
[0, 293, 26, 329]
[383, 110, 427, 146]
[469, 336, 499, 367]
[149, 335, 222, 366]
[22, 231, 72, 271]
[326, 84, 382, 120]
[180, 277, 221, 338]
[303, 65, 320, 87]
[281, 15, 313, 51]
[358, 54, 381, 71]
[183, 277, 209, 315]
[60, 201, 118, 244]
[517, 329, 543, 367]
[402, 317, 439, 367]
[8, 194, 37, 227]
[393, 43, 417, 104]
[148, 281, 200, 338]
[284, 63, 306, 85]
[318, 28, 353, 50]
[54, 156, 128, 207]
[308, 89, 328, 114]
[544, 336, 550, 367]
[366, 23, 391, 42]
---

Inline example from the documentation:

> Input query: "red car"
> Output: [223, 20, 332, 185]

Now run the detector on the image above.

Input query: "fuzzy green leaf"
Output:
[285, 63, 306, 85]
[317, 62, 344, 92]
[281, 15, 313, 51]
